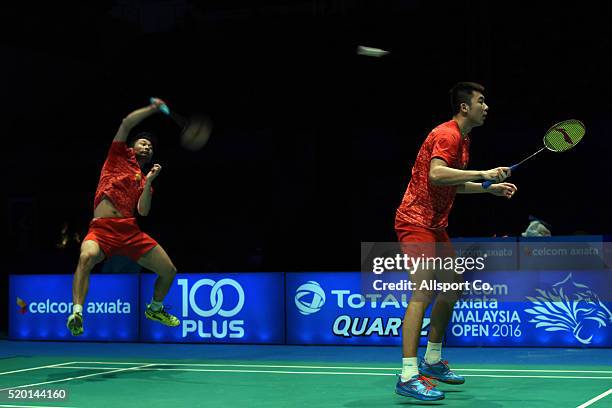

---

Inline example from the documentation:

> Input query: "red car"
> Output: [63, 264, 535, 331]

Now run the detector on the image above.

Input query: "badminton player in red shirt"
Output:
[67, 98, 180, 336]
[394, 82, 517, 400]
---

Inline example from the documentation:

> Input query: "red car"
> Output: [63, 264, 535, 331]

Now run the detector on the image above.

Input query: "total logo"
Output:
[294, 281, 430, 338]
[16, 297, 131, 314]
[295, 281, 326, 315]
[178, 278, 245, 339]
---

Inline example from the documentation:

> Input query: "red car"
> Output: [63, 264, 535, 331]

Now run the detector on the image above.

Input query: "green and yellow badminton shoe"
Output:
[145, 305, 180, 327]
[67, 312, 84, 336]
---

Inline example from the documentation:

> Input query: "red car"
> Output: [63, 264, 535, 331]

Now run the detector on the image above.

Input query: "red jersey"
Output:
[93, 141, 150, 217]
[396, 120, 470, 230]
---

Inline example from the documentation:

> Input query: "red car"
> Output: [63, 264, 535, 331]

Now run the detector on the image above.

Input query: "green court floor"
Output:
[0, 342, 610, 407]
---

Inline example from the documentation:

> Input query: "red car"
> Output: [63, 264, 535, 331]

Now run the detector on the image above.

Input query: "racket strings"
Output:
[543, 119, 585, 152]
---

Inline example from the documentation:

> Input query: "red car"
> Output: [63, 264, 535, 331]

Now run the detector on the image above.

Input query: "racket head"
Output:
[543, 119, 585, 152]
[180, 114, 213, 151]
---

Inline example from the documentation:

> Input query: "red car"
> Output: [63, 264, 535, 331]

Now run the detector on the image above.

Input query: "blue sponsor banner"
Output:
[9, 274, 139, 341]
[139, 273, 284, 344]
[446, 270, 611, 347]
[10, 270, 610, 347]
[287, 272, 432, 346]
[287, 271, 612, 347]
[519, 235, 604, 270]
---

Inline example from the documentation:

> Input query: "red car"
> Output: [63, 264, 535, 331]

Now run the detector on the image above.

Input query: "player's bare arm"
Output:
[429, 158, 511, 186]
[113, 98, 166, 143]
[457, 181, 517, 198]
[138, 164, 161, 216]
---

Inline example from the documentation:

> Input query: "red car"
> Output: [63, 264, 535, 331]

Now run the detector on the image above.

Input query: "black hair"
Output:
[449, 82, 485, 115]
[127, 131, 157, 149]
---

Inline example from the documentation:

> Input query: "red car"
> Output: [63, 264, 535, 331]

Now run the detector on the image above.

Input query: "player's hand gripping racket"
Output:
[482, 119, 585, 188]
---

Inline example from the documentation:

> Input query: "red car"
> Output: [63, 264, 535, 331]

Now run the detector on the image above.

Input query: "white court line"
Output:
[463, 374, 612, 380]
[0, 364, 156, 392]
[576, 389, 612, 408]
[48, 366, 612, 380]
[453, 369, 612, 374]
[0, 363, 77, 377]
[68, 362, 612, 374]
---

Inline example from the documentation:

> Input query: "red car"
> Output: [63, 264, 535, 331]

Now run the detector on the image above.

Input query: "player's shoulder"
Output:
[109, 140, 130, 153]
[106, 141, 133, 162]
[432, 120, 460, 135]
[430, 120, 461, 142]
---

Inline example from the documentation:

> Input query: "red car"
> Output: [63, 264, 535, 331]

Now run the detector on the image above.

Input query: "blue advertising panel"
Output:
[288, 271, 612, 347]
[447, 270, 611, 347]
[139, 273, 284, 344]
[9, 274, 139, 341]
[286, 272, 432, 346]
[10, 270, 610, 347]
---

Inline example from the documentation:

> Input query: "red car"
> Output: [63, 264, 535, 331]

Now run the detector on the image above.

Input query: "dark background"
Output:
[3, 1, 612, 332]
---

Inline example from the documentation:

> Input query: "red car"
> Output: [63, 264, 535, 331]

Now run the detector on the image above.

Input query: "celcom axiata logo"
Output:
[16, 297, 130, 314]
[295, 281, 326, 315]
[525, 273, 612, 345]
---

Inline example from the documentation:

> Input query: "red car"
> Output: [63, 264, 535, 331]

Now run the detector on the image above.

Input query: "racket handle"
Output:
[149, 97, 170, 115]
[481, 164, 519, 189]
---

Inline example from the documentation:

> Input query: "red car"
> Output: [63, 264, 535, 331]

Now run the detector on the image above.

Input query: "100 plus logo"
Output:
[178, 278, 245, 339]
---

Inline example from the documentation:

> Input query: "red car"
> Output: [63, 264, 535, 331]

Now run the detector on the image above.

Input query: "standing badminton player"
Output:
[67, 98, 180, 336]
[394, 82, 517, 400]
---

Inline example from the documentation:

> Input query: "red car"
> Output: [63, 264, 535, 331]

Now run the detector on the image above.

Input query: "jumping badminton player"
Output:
[394, 82, 518, 400]
[67, 98, 180, 336]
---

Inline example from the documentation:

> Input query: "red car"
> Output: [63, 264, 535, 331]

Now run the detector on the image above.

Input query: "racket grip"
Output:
[149, 97, 170, 115]
[482, 179, 494, 189]
[481, 164, 519, 189]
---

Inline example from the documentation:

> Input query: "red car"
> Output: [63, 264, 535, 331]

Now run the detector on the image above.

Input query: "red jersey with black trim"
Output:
[396, 120, 470, 229]
[93, 141, 150, 217]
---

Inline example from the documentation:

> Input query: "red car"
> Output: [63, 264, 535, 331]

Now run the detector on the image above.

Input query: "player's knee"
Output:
[79, 250, 98, 268]
[162, 263, 177, 279]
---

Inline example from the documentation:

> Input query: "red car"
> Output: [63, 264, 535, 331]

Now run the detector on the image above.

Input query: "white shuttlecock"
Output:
[357, 45, 389, 57]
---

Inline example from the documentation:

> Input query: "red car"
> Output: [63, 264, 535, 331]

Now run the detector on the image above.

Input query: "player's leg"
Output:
[396, 267, 444, 400]
[419, 297, 465, 384]
[427, 239, 458, 345]
[137, 244, 180, 327]
[419, 238, 465, 384]
[68, 240, 105, 336]
[402, 269, 435, 359]
[394, 232, 444, 401]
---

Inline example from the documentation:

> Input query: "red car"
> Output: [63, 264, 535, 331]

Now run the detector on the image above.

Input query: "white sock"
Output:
[150, 299, 163, 311]
[424, 341, 442, 364]
[73, 304, 83, 315]
[401, 357, 418, 382]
